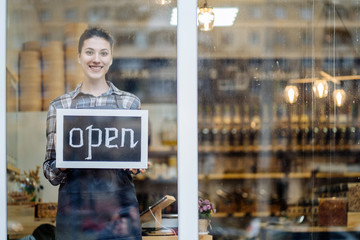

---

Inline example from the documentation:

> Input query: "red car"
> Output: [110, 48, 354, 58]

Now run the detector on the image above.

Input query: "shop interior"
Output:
[6, 0, 360, 239]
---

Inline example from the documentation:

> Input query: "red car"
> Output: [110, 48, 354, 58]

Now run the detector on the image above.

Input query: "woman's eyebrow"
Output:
[84, 47, 109, 51]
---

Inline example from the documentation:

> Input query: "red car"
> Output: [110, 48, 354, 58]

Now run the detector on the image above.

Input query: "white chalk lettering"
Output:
[67, 125, 139, 160]
[85, 125, 102, 160]
[69, 128, 84, 148]
[121, 128, 138, 148]
[105, 128, 119, 149]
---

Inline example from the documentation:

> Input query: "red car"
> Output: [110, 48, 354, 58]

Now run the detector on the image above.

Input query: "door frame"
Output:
[0, 0, 200, 239]
[177, 0, 199, 239]
[1, 0, 8, 238]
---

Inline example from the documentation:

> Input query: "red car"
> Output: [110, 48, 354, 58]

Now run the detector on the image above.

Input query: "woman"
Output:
[43, 27, 144, 240]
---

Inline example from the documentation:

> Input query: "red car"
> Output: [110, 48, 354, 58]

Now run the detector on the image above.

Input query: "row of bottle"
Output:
[198, 103, 360, 149]
[199, 124, 360, 149]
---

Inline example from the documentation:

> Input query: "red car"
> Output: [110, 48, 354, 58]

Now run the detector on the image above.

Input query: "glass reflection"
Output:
[198, 0, 360, 239]
[6, 0, 178, 239]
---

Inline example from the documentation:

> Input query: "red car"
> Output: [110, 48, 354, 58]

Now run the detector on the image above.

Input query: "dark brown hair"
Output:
[78, 26, 114, 53]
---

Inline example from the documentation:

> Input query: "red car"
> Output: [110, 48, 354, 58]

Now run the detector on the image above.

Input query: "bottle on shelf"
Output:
[160, 117, 177, 147]
[271, 104, 279, 148]
[289, 104, 299, 148]
[277, 103, 290, 149]
[250, 105, 261, 147]
[199, 104, 212, 148]
[230, 105, 241, 148]
[212, 104, 223, 147]
[221, 104, 232, 147]
[242, 104, 251, 149]
[299, 113, 310, 147]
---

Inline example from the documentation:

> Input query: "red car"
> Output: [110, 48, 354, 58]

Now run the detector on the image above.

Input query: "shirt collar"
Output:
[70, 81, 123, 99]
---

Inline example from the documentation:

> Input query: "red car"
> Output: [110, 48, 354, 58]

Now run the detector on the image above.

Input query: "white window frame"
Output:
[1, 0, 7, 239]
[0, 0, 199, 239]
[177, 0, 198, 239]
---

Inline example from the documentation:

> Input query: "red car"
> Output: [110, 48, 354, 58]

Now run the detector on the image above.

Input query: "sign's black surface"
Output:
[63, 115, 141, 162]
[56, 109, 148, 169]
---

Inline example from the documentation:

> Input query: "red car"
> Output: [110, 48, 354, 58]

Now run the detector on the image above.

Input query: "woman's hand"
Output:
[54, 133, 67, 172]
[128, 162, 151, 175]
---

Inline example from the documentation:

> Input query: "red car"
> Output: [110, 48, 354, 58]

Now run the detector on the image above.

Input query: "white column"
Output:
[177, 0, 198, 239]
[0, 0, 7, 239]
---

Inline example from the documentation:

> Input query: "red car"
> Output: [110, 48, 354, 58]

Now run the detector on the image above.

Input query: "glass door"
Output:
[198, 1, 360, 239]
[5, 0, 181, 239]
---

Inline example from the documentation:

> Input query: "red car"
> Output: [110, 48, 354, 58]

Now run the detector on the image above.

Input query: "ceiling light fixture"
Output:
[170, 7, 238, 27]
[284, 85, 299, 104]
[156, 0, 171, 5]
[198, 1, 215, 31]
[333, 89, 346, 107]
[312, 79, 329, 98]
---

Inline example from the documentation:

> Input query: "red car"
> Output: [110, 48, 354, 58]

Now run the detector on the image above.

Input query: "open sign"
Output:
[56, 109, 148, 169]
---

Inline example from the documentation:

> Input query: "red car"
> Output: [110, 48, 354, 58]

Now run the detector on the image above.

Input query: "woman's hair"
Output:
[32, 224, 56, 240]
[78, 26, 114, 53]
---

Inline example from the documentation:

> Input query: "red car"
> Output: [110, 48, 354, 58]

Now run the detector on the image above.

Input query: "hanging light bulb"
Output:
[333, 89, 346, 107]
[156, 0, 171, 5]
[284, 85, 299, 104]
[198, 2, 215, 31]
[312, 79, 329, 98]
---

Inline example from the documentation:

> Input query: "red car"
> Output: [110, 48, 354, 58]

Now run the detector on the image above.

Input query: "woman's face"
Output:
[78, 36, 113, 82]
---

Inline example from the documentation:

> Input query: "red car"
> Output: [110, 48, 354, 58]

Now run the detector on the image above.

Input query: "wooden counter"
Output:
[143, 235, 212, 240]
[261, 225, 360, 240]
[7, 204, 55, 240]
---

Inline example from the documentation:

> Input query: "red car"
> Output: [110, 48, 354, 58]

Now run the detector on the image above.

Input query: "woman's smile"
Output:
[78, 36, 113, 82]
[89, 65, 103, 71]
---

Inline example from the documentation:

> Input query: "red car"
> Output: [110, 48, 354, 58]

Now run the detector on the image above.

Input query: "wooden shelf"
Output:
[7, 163, 20, 174]
[264, 225, 360, 233]
[207, 173, 285, 180]
[139, 172, 360, 182]
[149, 146, 177, 158]
[143, 235, 212, 240]
[213, 211, 277, 218]
[204, 172, 312, 180]
[316, 172, 360, 178]
[198, 145, 360, 154]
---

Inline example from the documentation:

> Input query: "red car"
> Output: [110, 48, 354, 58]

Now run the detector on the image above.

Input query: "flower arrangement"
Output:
[198, 198, 216, 219]
[8, 166, 43, 202]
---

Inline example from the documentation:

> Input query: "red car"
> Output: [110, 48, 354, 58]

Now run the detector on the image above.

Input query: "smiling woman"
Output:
[43, 27, 144, 240]
[77, 28, 114, 96]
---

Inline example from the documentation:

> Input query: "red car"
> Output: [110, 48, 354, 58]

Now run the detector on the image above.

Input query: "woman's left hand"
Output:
[128, 162, 151, 175]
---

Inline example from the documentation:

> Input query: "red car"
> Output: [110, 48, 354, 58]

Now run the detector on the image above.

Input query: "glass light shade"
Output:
[312, 80, 329, 98]
[284, 85, 299, 104]
[333, 89, 346, 107]
[198, 6, 215, 31]
[156, 0, 171, 5]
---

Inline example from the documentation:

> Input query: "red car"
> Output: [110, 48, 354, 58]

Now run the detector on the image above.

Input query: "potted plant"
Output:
[198, 198, 216, 234]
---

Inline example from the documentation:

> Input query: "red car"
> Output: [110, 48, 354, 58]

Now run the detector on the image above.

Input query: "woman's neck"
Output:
[81, 79, 109, 97]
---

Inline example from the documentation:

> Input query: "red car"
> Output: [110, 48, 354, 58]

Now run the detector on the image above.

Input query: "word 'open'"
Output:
[69, 125, 138, 160]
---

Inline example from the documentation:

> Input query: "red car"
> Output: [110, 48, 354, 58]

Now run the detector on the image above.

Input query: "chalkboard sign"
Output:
[56, 109, 148, 169]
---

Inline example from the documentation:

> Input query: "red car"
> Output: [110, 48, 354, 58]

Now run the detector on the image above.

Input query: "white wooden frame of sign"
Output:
[56, 109, 148, 169]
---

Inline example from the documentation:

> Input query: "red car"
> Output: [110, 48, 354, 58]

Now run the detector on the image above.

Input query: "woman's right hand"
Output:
[54, 133, 67, 171]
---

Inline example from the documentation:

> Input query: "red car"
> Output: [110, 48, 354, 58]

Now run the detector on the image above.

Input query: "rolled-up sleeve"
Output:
[43, 103, 68, 186]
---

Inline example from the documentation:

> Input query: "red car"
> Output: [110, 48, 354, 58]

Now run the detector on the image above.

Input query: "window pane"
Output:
[198, 1, 360, 239]
[6, 0, 177, 239]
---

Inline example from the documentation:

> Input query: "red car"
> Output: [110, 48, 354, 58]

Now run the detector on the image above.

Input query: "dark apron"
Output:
[56, 97, 142, 240]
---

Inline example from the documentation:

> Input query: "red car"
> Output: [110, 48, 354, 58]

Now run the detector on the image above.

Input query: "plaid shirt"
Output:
[43, 82, 141, 186]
